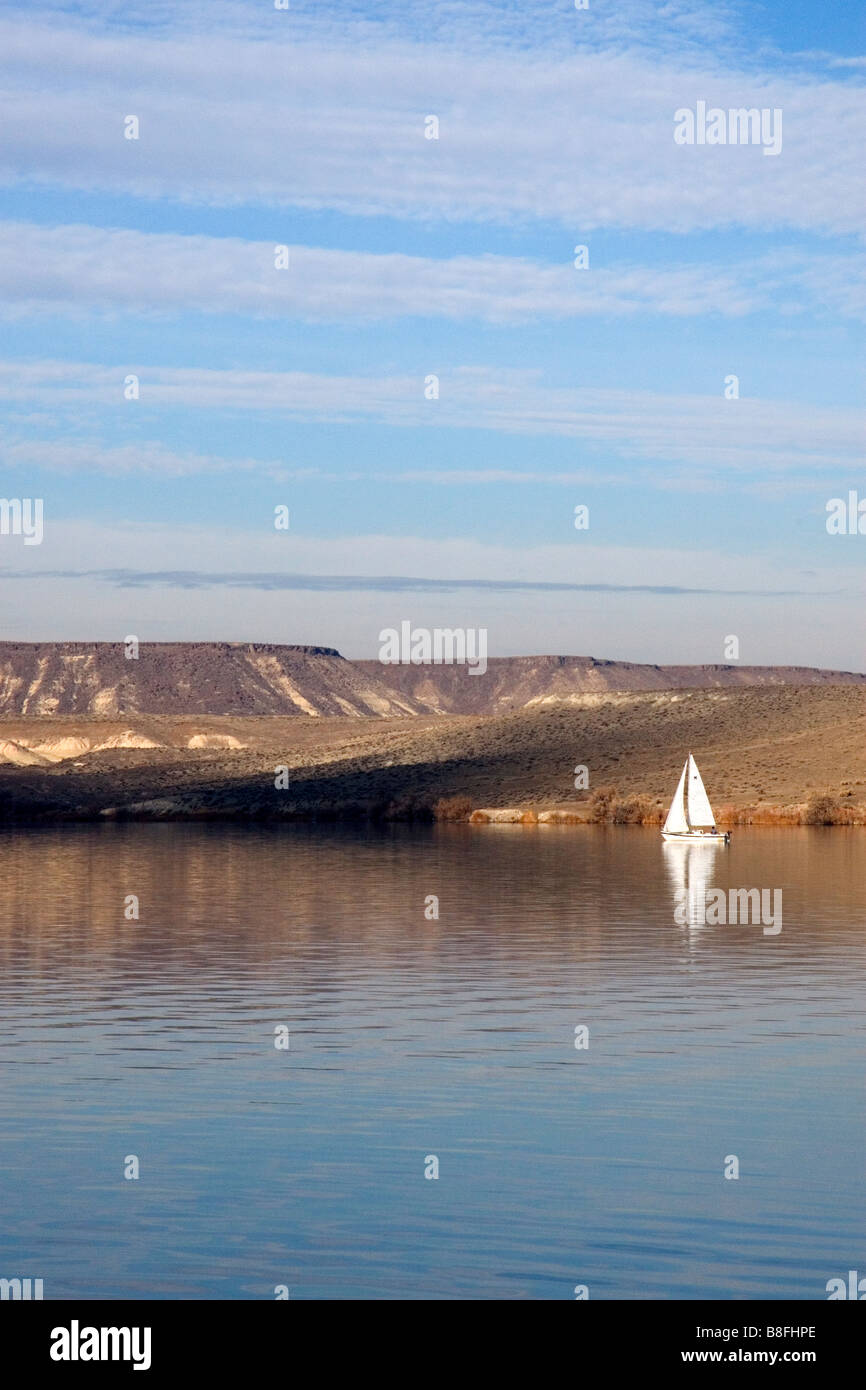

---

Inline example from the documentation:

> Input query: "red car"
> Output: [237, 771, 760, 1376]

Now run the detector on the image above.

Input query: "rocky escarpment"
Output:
[353, 654, 866, 715]
[0, 642, 863, 721]
[0, 642, 424, 718]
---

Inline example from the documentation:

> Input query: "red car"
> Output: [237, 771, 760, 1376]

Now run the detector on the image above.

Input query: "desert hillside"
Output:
[1, 685, 863, 821]
[0, 642, 424, 717]
[0, 642, 863, 721]
[355, 654, 866, 715]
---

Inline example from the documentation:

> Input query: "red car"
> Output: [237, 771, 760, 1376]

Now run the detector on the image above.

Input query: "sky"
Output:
[0, 0, 863, 666]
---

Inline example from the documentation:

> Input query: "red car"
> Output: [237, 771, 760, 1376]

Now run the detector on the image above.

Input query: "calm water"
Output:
[0, 823, 863, 1300]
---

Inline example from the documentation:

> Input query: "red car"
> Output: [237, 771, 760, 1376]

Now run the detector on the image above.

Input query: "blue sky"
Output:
[0, 0, 863, 665]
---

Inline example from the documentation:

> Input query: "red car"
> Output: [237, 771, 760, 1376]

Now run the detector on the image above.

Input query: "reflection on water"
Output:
[663, 839, 726, 931]
[0, 823, 864, 1300]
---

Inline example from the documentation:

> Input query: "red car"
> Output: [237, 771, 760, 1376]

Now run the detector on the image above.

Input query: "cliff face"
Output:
[0, 642, 425, 717]
[0, 642, 863, 719]
[353, 654, 866, 715]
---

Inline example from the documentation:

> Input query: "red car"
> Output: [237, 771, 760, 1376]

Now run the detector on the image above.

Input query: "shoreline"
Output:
[467, 795, 865, 828]
[0, 800, 862, 827]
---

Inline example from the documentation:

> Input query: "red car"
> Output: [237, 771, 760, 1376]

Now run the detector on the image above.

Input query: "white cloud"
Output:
[0, 16, 863, 232]
[3, 517, 860, 595]
[2, 221, 864, 322]
[2, 438, 621, 485]
[0, 359, 861, 479]
[32, 1, 746, 57]
[1, 439, 298, 479]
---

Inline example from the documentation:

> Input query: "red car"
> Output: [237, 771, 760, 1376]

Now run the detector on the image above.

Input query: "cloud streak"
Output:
[2, 222, 864, 323]
[0, 567, 831, 599]
[2, 519, 861, 599]
[1, 16, 863, 233]
[1, 361, 862, 480]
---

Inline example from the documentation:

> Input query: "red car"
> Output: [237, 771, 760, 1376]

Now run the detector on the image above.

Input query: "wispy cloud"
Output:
[2, 519, 859, 597]
[1, 360, 861, 480]
[0, 567, 830, 600]
[2, 222, 864, 323]
[1, 438, 623, 486]
[0, 438, 297, 479]
[1, 16, 863, 232]
[30, 1, 747, 57]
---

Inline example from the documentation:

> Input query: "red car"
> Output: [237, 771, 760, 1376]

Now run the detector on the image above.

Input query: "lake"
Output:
[0, 823, 863, 1300]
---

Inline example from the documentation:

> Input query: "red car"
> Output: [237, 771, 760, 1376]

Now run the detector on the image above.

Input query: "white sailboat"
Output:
[662, 754, 730, 844]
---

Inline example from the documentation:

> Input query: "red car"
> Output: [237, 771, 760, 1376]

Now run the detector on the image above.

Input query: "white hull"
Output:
[662, 831, 729, 844]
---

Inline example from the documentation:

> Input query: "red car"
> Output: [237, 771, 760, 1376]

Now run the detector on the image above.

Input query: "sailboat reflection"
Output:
[663, 837, 724, 930]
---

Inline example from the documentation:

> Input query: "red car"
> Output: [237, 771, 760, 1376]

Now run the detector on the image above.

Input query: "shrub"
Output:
[802, 793, 841, 826]
[587, 786, 616, 823]
[611, 794, 658, 825]
[433, 795, 475, 822]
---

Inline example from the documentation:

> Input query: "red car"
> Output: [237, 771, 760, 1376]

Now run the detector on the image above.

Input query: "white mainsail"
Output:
[686, 754, 716, 828]
[662, 759, 689, 834]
